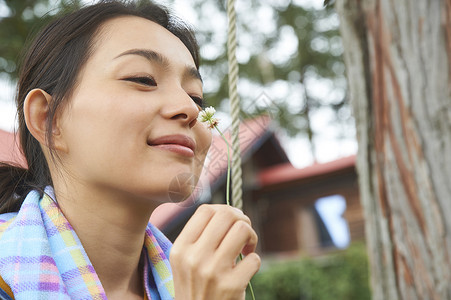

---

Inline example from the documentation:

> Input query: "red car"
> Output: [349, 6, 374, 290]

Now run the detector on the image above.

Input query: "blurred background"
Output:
[0, 0, 370, 299]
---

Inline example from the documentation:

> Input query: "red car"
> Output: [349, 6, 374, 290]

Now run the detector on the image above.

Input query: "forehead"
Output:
[90, 16, 196, 68]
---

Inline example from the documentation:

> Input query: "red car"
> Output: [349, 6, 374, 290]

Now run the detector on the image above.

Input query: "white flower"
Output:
[197, 106, 219, 129]
[205, 106, 216, 115]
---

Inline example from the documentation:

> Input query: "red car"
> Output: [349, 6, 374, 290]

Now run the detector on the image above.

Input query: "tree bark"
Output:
[336, 0, 451, 299]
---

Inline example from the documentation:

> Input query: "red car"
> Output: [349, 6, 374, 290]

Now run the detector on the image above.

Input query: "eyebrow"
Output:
[115, 48, 202, 83]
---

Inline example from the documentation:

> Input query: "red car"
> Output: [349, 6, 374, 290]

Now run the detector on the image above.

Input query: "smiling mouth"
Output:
[148, 134, 196, 157]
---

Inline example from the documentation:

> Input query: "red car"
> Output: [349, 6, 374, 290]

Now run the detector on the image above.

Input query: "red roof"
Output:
[0, 117, 273, 228]
[0, 129, 26, 167]
[201, 115, 272, 186]
[0, 121, 357, 230]
[258, 155, 356, 187]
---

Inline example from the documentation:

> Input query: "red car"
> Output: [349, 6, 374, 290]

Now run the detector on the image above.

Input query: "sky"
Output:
[0, 0, 355, 248]
[0, 76, 16, 132]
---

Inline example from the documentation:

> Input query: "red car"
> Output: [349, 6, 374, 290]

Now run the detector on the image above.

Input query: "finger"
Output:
[216, 220, 258, 260]
[196, 205, 251, 250]
[230, 252, 261, 288]
[174, 204, 215, 245]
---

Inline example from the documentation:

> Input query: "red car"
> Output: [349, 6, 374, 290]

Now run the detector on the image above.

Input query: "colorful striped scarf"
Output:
[0, 187, 175, 299]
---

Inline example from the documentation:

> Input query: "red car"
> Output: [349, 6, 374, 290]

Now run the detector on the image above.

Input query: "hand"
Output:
[170, 204, 261, 300]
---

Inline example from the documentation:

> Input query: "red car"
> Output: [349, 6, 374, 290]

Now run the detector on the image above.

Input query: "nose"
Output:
[161, 89, 200, 128]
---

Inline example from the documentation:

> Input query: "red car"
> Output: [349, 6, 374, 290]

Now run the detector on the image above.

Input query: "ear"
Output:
[23, 89, 68, 153]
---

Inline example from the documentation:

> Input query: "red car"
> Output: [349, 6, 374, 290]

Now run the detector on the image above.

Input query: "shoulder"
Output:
[0, 249, 14, 299]
[0, 213, 17, 223]
[0, 213, 18, 238]
[0, 276, 14, 300]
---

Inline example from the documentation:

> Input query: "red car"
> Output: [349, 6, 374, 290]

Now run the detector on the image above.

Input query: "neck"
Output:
[52, 181, 159, 299]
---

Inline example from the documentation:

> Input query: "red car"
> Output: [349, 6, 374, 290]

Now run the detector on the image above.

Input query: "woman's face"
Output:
[57, 16, 211, 203]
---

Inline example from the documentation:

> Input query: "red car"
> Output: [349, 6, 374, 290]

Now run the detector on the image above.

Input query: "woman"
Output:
[0, 1, 260, 299]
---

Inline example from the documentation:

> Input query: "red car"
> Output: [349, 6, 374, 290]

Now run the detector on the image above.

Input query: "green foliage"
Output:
[0, 0, 353, 147]
[246, 243, 371, 300]
[0, 0, 81, 79]
[192, 1, 349, 138]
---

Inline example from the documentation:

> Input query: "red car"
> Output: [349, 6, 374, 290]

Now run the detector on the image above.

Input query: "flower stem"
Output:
[214, 125, 231, 206]
[214, 124, 255, 300]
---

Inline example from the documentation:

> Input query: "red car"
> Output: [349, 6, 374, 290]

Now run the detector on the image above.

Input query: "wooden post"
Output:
[336, 0, 451, 298]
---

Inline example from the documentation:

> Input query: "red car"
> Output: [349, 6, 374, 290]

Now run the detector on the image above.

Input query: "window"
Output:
[314, 195, 350, 248]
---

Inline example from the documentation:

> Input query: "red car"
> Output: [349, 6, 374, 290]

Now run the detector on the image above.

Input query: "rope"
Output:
[226, 0, 243, 210]
[225, 8, 257, 299]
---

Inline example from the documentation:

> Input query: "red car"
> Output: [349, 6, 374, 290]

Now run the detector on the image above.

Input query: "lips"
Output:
[148, 134, 196, 157]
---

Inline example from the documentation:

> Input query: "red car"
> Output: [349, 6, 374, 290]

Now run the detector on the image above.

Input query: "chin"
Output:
[127, 170, 200, 204]
[165, 172, 200, 203]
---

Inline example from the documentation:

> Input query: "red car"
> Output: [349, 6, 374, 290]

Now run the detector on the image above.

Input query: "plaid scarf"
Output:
[0, 187, 175, 299]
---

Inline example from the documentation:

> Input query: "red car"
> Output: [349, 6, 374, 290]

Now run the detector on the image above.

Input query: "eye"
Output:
[123, 76, 157, 86]
[190, 95, 204, 109]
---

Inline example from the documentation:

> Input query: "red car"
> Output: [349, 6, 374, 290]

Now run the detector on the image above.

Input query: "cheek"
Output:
[61, 99, 110, 149]
[197, 125, 212, 159]
[192, 125, 211, 176]
[63, 87, 147, 142]
[58, 93, 142, 171]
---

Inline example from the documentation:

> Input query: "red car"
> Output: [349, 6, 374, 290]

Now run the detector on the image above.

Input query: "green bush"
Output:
[246, 243, 371, 300]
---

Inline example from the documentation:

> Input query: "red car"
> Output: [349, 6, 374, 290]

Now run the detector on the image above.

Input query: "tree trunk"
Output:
[336, 0, 451, 299]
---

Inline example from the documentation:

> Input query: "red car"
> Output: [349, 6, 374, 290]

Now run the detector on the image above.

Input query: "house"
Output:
[0, 129, 25, 167]
[255, 155, 363, 255]
[152, 116, 365, 257]
[0, 118, 365, 257]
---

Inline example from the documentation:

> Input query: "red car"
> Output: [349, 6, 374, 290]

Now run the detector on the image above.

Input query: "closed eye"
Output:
[190, 95, 204, 109]
[123, 76, 157, 86]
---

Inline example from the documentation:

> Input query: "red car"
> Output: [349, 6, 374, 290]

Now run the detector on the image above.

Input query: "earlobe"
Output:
[23, 89, 67, 152]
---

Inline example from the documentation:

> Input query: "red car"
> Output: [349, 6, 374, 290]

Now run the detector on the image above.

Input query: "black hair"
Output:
[0, 0, 200, 213]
